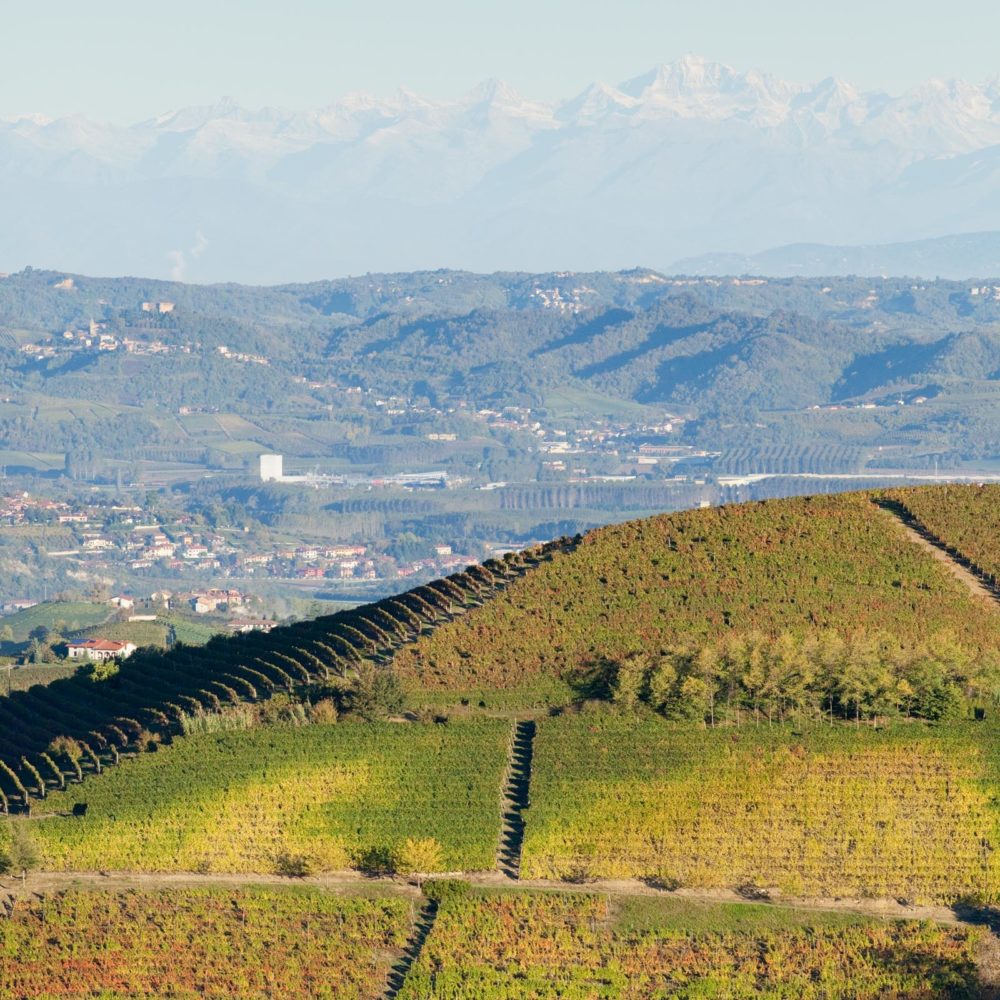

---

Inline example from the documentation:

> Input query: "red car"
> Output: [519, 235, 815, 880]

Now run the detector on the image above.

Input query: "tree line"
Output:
[604, 629, 1000, 725]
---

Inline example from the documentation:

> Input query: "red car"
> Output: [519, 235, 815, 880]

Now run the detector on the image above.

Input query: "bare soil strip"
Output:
[2, 868, 995, 931]
[876, 501, 1000, 604]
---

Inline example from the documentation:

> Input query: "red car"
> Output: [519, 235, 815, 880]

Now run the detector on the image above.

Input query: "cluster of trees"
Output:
[606, 629, 1000, 724]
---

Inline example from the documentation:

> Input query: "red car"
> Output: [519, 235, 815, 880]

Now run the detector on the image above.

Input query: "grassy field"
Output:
[0, 449, 64, 472]
[399, 888, 983, 999]
[522, 713, 1000, 903]
[393, 493, 1000, 691]
[23, 719, 510, 874]
[75, 619, 171, 647]
[407, 676, 579, 712]
[73, 611, 223, 648]
[165, 613, 226, 646]
[1, 601, 109, 642]
[0, 885, 410, 999]
[0, 663, 78, 694]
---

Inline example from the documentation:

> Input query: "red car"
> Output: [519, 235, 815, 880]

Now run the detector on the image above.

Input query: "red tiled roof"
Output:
[67, 639, 129, 651]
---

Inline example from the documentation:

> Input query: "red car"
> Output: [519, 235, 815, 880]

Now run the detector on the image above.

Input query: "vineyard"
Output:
[888, 485, 1000, 584]
[0, 886, 410, 999]
[1, 490, 998, 813]
[0, 487, 999, 994]
[0, 535, 574, 813]
[18, 719, 509, 873]
[521, 713, 1000, 903]
[393, 492, 1000, 691]
[398, 888, 984, 998]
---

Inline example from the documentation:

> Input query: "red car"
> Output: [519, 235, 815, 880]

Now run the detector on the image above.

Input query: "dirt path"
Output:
[876, 503, 1000, 605]
[0, 867, 992, 931]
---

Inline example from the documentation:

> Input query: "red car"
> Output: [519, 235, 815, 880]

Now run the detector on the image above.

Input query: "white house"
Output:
[66, 639, 137, 662]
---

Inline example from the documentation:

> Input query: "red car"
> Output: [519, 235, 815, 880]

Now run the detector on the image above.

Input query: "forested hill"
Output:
[3, 267, 1000, 462]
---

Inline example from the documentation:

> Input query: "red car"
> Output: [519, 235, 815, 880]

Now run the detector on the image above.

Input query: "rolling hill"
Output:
[6, 267, 1000, 471]
[3, 485, 1000, 996]
[673, 231, 1000, 279]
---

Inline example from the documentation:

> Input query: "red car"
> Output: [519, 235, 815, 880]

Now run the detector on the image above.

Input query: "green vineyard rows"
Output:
[17, 719, 509, 874]
[522, 713, 1000, 903]
[0, 536, 574, 812]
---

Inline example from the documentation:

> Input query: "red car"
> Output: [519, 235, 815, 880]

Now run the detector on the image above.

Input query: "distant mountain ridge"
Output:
[672, 232, 1000, 279]
[6, 56, 1000, 281]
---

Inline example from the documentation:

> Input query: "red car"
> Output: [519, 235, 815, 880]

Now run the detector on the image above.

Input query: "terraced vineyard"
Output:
[522, 714, 1000, 902]
[17, 719, 509, 873]
[889, 484, 1000, 583]
[0, 537, 573, 813]
[393, 493, 1000, 691]
[398, 889, 984, 998]
[0, 886, 410, 999]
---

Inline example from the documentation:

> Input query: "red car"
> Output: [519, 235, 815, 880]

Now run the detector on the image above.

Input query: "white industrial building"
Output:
[260, 454, 284, 481]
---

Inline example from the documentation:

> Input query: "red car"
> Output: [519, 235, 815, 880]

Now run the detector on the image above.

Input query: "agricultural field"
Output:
[0, 540, 572, 784]
[407, 676, 579, 713]
[0, 886, 410, 999]
[75, 618, 171, 648]
[164, 613, 226, 646]
[1, 663, 78, 694]
[21, 719, 509, 873]
[399, 888, 984, 999]
[394, 493, 1000, 691]
[889, 485, 1000, 583]
[0, 449, 64, 473]
[74, 612, 224, 649]
[522, 713, 1000, 903]
[0, 601, 110, 642]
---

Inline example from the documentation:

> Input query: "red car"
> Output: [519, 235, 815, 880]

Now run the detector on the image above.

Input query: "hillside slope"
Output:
[1, 487, 998, 815]
[394, 491, 1000, 691]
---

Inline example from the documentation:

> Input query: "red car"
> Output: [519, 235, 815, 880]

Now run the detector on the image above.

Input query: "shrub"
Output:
[355, 845, 396, 877]
[308, 698, 338, 724]
[395, 837, 444, 886]
[274, 851, 313, 878]
[422, 878, 471, 904]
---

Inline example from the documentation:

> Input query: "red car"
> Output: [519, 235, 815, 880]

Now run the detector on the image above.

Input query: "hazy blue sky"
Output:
[5, 0, 998, 121]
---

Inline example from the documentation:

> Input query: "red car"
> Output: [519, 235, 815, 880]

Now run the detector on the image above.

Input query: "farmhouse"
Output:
[225, 618, 277, 634]
[66, 638, 137, 662]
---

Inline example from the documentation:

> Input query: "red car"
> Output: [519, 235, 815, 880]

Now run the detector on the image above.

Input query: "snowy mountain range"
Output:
[6, 56, 1000, 282]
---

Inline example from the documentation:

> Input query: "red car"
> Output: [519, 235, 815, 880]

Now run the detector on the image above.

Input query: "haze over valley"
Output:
[8, 57, 1000, 281]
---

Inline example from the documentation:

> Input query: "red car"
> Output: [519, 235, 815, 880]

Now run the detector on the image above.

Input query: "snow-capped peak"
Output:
[556, 81, 637, 123]
[615, 56, 801, 124]
[0, 111, 53, 126]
